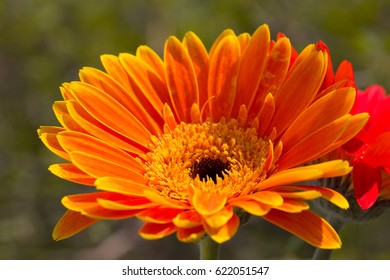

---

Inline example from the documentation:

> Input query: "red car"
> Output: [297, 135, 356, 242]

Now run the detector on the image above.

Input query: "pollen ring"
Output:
[142, 118, 274, 201]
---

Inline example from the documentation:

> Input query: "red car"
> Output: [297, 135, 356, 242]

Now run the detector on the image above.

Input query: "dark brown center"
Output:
[190, 158, 230, 183]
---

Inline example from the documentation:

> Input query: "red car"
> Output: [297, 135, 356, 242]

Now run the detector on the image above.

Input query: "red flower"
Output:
[343, 85, 390, 210]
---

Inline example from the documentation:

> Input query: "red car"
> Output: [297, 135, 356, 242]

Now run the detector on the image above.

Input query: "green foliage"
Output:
[0, 0, 389, 259]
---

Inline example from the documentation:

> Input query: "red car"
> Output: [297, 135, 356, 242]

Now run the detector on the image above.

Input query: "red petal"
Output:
[364, 132, 390, 168]
[335, 60, 354, 82]
[353, 162, 380, 210]
[352, 85, 386, 115]
[367, 98, 390, 138]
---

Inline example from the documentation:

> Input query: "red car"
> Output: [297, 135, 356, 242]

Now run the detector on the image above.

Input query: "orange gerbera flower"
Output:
[38, 24, 368, 249]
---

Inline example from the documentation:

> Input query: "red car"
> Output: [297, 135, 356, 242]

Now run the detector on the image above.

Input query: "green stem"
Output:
[200, 236, 220, 260]
[312, 215, 345, 260]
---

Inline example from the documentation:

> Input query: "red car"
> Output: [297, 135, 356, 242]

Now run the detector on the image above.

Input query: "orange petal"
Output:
[315, 187, 349, 209]
[229, 199, 270, 216]
[316, 79, 352, 100]
[57, 131, 144, 173]
[53, 210, 97, 241]
[277, 115, 351, 170]
[237, 32, 251, 52]
[102, 53, 168, 121]
[79, 67, 163, 135]
[208, 34, 240, 121]
[136, 45, 166, 81]
[289, 43, 316, 69]
[248, 37, 291, 121]
[143, 190, 187, 209]
[203, 213, 240, 244]
[249, 191, 284, 207]
[209, 29, 236, 58]
[69, 151, 147, 183]
[172, 210, 203, 228]
[119, 53, 170, 117]
[79, 67, 135, 111]
[162, 104, 178, 132]
[49, 163, 95, 186]
[60, 83, 76, 100]
[203, 207, 234, 228]
[38, 126, 70, 161]
[53, 101, 86, 132]
[190, 103, 201, 124]
[100, 54, 132, 93]
[318, 113, 369, 156]
[256, 168, 323, 190]
[139, 222, 177, 240]
[69, 82, 152, 146]
[283, 160, 352, 179]
[66, 101, 147, 155]
[101, 54, 169, 124]
[232, 24, 270, 116]
[137, 207, 183, 224]
[263, 161, 351, 193]
[277, 190, 321, 200]
[95, 177, 150, 197]
[183, 31, 209, 110]
[165, 36, 199, 122]
[62, 193, 142, 219]
[275, 185, 349, 209]
[256, 93, 275, 137]
[274, 199, 309, 213]
[191, 191, 227, 216]
[263, 140, 275, 173]
[97, 197, 155, 210]
[269, 46, 327, 136]
[281, 87, 356, 153]
[263, 209, 342, 249]
[177, 226, 205, 243]
[38, 125, 66, 135]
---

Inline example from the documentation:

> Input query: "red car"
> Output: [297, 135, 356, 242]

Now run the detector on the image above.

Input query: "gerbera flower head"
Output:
[340, 85, 390, 210]
[38, 24, 368, 249]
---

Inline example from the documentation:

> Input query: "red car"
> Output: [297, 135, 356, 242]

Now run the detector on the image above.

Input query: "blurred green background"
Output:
[1, 0, 389, 260]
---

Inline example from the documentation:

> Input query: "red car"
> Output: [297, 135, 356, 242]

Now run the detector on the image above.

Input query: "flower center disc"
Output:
[142, 119, 272, 201]
[190, 157, 230, 183]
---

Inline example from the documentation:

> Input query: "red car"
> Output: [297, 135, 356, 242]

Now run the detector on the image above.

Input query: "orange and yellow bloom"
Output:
[38, 24, 368, 249]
